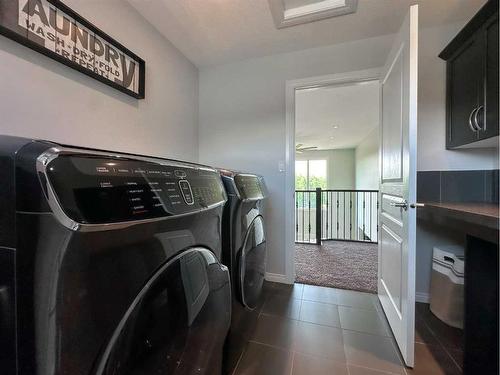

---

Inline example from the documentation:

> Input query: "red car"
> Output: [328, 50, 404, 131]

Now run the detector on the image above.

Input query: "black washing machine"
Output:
[0, 136, 231, 375]
[219, 170, 267, 374]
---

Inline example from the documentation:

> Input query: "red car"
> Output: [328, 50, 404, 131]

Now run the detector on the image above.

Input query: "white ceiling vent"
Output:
[269, 0, 358, 29]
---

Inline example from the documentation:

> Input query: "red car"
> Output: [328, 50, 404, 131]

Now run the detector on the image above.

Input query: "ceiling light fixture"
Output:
[269, 0, 358, 29]
[285, 0, 345, 20]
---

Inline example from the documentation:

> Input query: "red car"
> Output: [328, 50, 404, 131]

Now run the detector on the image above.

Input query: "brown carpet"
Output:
[295, 241, 378, 294]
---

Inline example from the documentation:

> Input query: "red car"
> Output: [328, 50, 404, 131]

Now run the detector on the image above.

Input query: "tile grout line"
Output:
[415, 306, 462, 373]
[249, 338, 349, 367]
[297, 286, 304, 319]
[258, 292, 271, 319]
[248, 339, 291, 351]
[231, 343, 246, 375]
[259, 311, 394, 338]
[302, 298, 379, 311]
[418, 314, 463, 365]
[348, 363, 404, 375]
[384, 333, 408, 374]
[252, 325, 399, 361]
[434, 342, 463, 372]
[299, 283, 304, 300]
[265, 284, 424, 375]
[260, 285, 407, 375]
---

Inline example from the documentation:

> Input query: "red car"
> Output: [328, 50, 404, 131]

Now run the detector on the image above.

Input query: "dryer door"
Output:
[94, 248, 231, 375]
[239, 216, 266, 309]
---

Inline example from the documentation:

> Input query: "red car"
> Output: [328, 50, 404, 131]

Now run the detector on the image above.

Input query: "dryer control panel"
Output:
[44, 154, 226, 224]
[234, 174, 267, 201]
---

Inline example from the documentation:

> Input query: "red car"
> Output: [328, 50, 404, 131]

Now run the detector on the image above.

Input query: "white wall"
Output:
[0, 0, 199, 162]
[199, 34, 393, 276]
[355, 127, 379, 190]
[296, 149, 355, 190]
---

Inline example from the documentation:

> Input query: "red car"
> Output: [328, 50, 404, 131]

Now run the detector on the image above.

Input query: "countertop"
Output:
[418, 202, 499, 243]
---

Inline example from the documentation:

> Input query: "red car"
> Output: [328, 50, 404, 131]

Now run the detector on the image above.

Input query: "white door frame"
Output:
[284, 68, 382, 284]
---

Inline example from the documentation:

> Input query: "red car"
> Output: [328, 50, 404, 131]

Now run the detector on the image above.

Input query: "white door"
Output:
[378, 5, 418, 367]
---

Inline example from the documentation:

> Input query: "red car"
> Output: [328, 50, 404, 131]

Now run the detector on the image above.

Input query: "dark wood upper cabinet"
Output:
[484, 16, 499, 140]
[440, 0, 499, 149]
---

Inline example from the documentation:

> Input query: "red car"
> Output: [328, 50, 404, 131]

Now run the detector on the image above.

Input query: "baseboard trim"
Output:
[265, 272, 291, 284]
[416, 292, 430, 303]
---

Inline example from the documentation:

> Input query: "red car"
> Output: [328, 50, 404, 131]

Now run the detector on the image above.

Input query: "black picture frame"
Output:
[0, 0, 146, 99]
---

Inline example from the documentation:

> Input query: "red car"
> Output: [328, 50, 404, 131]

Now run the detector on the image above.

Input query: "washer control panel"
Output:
[178, 180, 194, 205]
[45, 155, 226, 224]
[234, 174, 266, 201]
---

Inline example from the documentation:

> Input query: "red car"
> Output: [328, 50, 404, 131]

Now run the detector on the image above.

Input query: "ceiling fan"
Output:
[295, 143, 318, 153]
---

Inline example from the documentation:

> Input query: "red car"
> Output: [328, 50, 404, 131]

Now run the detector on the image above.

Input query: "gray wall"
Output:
[355, 127, 379, 191]
[417, 22, 498, 171]
[416, 221, 466, 301]
[199, 22, 499, 280]
[199, 33, 394, 276]
[0, 0, 199, 162]
[354, 128, 379, 241]
[415, 23, 499, 300]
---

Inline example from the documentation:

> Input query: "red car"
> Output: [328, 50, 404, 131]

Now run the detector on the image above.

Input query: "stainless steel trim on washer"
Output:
[36, 147, 227, 232]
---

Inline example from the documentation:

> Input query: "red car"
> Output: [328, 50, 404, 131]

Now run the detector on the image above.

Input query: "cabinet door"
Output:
[447, 37, 482, 148]
[480, 16, 499, 140]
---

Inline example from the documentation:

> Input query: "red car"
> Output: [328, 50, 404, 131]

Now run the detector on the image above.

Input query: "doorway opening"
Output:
[281, 7, 419, 369]
[287, 69, 380, 293]
[292, 78, 380, 293]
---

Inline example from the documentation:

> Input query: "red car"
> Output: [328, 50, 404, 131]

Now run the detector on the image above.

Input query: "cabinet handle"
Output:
[473, 105, 484, 131]
[468, 107, 479, 132]
[410, 203, 425, 209]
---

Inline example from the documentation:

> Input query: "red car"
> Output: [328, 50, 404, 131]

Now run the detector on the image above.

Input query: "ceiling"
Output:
[295, 81, 379, 150]
[125, 0, 486, 67]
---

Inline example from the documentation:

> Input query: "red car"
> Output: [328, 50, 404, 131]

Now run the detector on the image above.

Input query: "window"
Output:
[269, 0, 358, 29]
[295, 159, 327, 190]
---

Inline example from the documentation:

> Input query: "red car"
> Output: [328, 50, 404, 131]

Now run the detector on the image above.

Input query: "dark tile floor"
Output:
[411, 302, 463, 374]
[231, 282, 463, 375]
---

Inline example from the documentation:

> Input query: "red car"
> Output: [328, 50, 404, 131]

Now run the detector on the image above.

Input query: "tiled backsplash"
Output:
[417, 170, 499, 204]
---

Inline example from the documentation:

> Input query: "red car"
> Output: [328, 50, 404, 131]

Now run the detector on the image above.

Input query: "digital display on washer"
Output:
[234, 174, 266, 200]
[45, 155, 226, 224]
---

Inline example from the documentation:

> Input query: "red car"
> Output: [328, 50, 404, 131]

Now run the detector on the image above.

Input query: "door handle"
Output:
[390, 201, 408, 210]
[473, 105, 484, 131]
[468, 107, 479, 132]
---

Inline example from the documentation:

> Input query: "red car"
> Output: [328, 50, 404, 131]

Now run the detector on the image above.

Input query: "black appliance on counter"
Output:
[0, 136, 231, 375]
[219, 170, 267, 374]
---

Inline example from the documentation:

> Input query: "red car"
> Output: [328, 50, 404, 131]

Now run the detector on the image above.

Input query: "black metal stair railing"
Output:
[295, 188, 379, 244]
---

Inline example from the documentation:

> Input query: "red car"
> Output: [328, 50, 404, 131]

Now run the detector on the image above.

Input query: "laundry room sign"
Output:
[0, 0, 145, 98]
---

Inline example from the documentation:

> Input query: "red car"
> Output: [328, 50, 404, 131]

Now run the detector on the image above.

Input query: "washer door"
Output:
[94, 248, 231, 375]
[239, 216, 266, 309]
